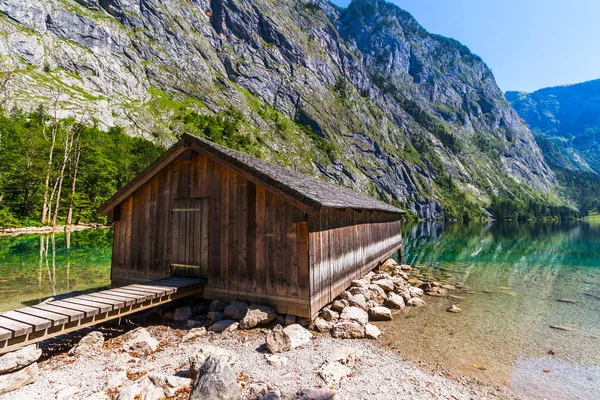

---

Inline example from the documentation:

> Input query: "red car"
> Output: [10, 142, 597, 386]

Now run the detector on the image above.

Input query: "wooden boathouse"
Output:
[98, 133, 405, 317]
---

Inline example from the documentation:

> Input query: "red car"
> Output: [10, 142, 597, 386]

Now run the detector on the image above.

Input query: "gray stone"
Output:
[239, 304, 276, 329]
[367, 284, 388, 303]
[348, 293, 368, 310]
[296, 388, 338, 400]
[266, 325, 291, 354]
[147, 373, 192, 397]
[208, 320, 237, 333]
[318, 361, 351, 387]
[368, 306, 393, 321]
[327, 348, 360, 367]
[188, 345, 236, 381]
[0, 362, 38, 396]
[313, 318, 331, 333]
[384, 292, 405, 309]
[208, 311, 223, 323]
[321, 307, 339, 322]
[372, 278, 395, 292]
[350, 279, 368, 288]
[189, 355, 240, 400]
[447, 305, 462, 313]
[124, 327, 158, 353]
[223, 301, 248, 320]
[365, 323, 381, 339]
[331, 321, 365, 339]
[330, 299, 348, 313]
[284, 324, 313, 348]
[185, 319, 203, 329]
[0, 345, 41, 374]
[69, 331, 104, 356]
[265, 354, 288, 368]
[339, 306, 368, 326]
[182, 327, 208, 342]
[173, 306, 193, 322]
[284, 314, 297, 326]
[209, 300, 228, 313]
[407, 298, 427, 307]
[348, 286, 371, 300]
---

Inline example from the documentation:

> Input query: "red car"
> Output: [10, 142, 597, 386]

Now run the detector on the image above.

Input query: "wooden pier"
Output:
[0, 277, 204, 355]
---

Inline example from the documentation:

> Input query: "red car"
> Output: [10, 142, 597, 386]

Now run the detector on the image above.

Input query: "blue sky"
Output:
[331, 0, 600, 92]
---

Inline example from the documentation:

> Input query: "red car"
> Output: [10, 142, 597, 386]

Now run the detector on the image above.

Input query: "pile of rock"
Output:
[0, 345, 42, 395]
[189, 300, 278, 333]
[311, 259, 425, 339]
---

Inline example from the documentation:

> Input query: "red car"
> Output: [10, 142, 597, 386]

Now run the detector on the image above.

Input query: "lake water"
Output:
[383, 221, 600, 399]
[0, 229, 112, 312]
[0, 223, 598, 398]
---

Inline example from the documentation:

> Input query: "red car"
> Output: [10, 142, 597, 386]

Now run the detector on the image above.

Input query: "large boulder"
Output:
[348, 287, 371, 300]
[347, 294, 367, 310]
[188, 345, 236, 380]
[365, 324, 381, 339]
[189, 355, 240, 400]
[372, 278, 395, 293]
[313, 318, 331, 333]
[173, 306, 193, 322]
[384, 292, 405, 310]
[223, 301, 248, 320]
[265, 325, 291, 354]
[331, 321, 365, 339]
[367, 284, 388, 303]
[69, 331, 104, 356]
[0, 362, 38, 395]
[321, 308, 339, 322]
[124, 328, 158, 354]
[209, 300, 228, 313]
[368, 307, 392, 321]
[408, 287, 424, 298]
[0, 345, 42, 374]
[379, 258, 399, 274]
[330, 299, 348, 313]
[339, 306, 368, 326]
[284, 324, 312, 348]
[239, 304, 276, 329]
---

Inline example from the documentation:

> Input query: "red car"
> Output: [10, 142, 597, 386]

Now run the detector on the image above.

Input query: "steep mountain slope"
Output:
[0, 0, 558, 219]
[507, 79, 600, 174]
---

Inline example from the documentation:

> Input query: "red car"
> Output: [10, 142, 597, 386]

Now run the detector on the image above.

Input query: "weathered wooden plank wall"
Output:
[307, 209, 402, 315]
[111, 151, 311, 316]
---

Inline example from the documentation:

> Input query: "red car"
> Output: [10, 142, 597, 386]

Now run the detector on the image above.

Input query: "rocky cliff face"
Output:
[0, 0, 557, 218]
[507, 79, 600, 174]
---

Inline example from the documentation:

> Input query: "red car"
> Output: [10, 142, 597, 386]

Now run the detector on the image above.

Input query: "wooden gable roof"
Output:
[98, 133, 405, 215]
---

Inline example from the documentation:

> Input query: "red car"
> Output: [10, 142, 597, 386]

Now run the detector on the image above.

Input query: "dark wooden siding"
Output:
[307, 208, 402, 315]
[111, 151, 311, 316]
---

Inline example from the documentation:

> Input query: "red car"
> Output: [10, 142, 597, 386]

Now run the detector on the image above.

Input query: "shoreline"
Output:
[0, 224, 110, 236]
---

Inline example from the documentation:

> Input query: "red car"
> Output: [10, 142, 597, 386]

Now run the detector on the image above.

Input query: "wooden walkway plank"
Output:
[46, 300, 100, 317]
[0, 316, 33, 337]
[105, 289, 150, 302]
[127, 284, 171, 296]
[73, 294, 123, 310]
[59, 298, 112, 313]
[0, 327, 12, 341]
[32, 304, 85, 321]
[0, 311, 52, 331]
[84, 293, 128, 308]
[109, 287, 157, 300]
[86, 292, 136, 306]
[15, 307, 69, 326]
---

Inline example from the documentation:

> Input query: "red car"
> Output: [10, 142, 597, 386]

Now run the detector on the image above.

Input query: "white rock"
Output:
[407, 298, 427, 307]
[189, 355, 241, 400]
[367, 284, 388, 303]
[0, 362, 38, 396]
[284, 324, 312, 348]
[173, 306, 193, 322]
[365, 324, 381, 339]
[0, 345, 41, 374]
[56, 386, 80, 400]
[350, 279, 369, 288]
[239, 304, 276, 329]
[318, 361, 351, 387]
[348, 286, 371, 300]
[408, 287, 424, 298]
[331, 321, 365, 339]
[265, 354, 288, 368]
[385, 292, 406, 309]
[321, 308, 339, 322]
[313, 318, 331, 333]
[348, 294, 368, 310]
[368, 306, 392, 321]
[265, 325, 291, 354]
[339, 306, 368, 326]
[124, 328, 159, 353]
[372, 278, 395, 292]
[188, 345, 236, 380]
[208, 320, 237, 333]
[182, 327, 208, 342]
[69, 331, 104, 356]
[105, 370, 128, 389]
[147, 373, 192, 397]
[447, 305, 462, 313]
[328, 348, 360, 367]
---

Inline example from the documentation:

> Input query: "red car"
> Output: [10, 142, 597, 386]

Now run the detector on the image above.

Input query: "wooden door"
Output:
[169, 198, 209, 278]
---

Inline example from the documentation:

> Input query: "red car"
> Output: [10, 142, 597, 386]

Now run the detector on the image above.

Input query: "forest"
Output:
[0, 107, 164, 228]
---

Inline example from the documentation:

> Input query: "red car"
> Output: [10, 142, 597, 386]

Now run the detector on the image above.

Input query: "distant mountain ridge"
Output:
[506, 79, 600, 174]
[0, 0, 559, 219]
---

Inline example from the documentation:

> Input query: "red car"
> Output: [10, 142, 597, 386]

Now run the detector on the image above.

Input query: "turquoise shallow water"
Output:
[0, 229, 113, 311]
[382, 221, 600, 399]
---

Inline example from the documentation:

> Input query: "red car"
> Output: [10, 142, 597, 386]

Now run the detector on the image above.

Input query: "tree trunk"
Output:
[41, 103, 58, 225]
[66, 140, 81, 226]
[51, 125, 73, 227]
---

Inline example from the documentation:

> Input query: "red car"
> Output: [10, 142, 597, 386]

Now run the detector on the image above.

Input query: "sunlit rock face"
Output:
[0, 0, 556, 218]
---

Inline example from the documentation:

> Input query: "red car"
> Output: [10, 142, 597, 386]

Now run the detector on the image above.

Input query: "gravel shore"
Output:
[1, 319, 517, 400]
